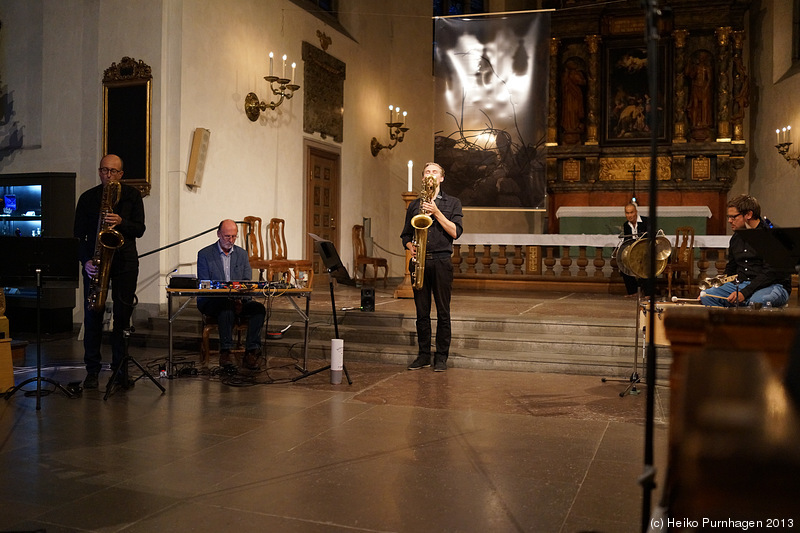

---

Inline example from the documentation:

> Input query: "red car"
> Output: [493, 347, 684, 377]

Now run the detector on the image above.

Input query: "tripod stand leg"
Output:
[104, 326, 167, 400]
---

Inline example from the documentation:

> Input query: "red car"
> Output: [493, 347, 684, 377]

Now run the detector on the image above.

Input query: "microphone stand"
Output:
[640, 1, 667, 530]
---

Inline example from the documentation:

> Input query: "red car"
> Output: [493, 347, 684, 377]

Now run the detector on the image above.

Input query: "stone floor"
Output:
[0, 286, 672, 532]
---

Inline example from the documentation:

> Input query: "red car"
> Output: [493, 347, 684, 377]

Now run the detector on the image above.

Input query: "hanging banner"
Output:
[433, 13, 550, 209]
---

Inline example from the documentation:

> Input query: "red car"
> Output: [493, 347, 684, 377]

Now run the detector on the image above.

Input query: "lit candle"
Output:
[408, 160, 413, 191]
[777, 129, 781, 145]
[783, 127, 787, 144]
[395, 106, 400, 124]
[291, 62, 296, 82]
[269, 52, 273, 76]
[282, 54, 287, 79]
[402, 111, 407, 125]
[788, 125, 792, 143]
[389, 105, 394, 124]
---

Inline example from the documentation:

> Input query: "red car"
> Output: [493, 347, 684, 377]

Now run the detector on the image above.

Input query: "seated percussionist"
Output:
[699, 194, 791, 308]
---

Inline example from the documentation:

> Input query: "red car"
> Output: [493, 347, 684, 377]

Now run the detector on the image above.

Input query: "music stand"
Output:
[292, 234, 353, 384]
[1, 237, 79, 410]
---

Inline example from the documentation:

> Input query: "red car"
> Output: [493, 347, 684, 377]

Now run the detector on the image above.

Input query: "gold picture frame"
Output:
[102, 57, 152, 196]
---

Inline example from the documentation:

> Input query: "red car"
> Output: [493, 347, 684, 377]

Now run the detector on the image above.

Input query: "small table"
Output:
[166, 287, 312, 377]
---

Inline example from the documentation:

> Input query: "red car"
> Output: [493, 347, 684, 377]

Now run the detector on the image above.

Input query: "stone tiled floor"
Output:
[0, 287, 670, 532]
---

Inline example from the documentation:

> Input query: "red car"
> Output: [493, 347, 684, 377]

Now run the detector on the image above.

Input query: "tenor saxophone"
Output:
[86, 181, 125, 312]
[409, 173, 437, 290]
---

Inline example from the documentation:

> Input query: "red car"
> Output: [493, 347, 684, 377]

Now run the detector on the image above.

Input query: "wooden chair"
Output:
[268, 218, 314, 286]
[200, 314, 248, 368]
[243, 215, 292, 282]
[352, 224, 388, 287]
[666, 226, 695, 298]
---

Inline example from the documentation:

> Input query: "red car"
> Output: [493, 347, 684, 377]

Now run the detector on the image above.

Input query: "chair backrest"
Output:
[269, 218, 289, 261]
[352, 225, 367, 259]
[243, 216, 265, 261]
[673, 226, 695, 267]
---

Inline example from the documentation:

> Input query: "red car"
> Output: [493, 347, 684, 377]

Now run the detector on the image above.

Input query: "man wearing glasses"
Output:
[699, 194, 791, 307]
[74, 154, 146, 390]
[196, 219, 266, 370]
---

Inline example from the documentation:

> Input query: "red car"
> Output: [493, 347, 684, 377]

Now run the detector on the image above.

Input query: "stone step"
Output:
[139, 304, 669, 381]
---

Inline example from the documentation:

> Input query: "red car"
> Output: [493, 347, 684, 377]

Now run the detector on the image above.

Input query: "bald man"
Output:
[197, 219, 266, 370]
[74, 154, 146, 390]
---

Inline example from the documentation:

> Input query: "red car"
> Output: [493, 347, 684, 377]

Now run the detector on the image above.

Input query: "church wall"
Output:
[0, 0, 435, 320]
[747, 0, 800, 227]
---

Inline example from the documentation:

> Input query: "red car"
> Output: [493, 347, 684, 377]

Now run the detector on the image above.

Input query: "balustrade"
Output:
[451, 241, 729, 291]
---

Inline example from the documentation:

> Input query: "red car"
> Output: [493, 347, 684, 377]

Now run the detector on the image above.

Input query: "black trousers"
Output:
[197, 298, 266, 352]
[413, 256, 454, 361]
[82, 268, 138, 374]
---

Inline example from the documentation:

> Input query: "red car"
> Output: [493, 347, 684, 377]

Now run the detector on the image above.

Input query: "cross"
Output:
[628, 164, 641, 200]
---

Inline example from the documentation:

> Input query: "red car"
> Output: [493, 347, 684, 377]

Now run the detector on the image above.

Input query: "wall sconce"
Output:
[244, 52, 300, 121]
[775, 125, 800, 166]
[371, 105, 409, 156]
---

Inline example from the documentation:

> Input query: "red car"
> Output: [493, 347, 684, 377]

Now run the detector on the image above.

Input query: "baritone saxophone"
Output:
[410, 174, 437, 290]
[86, 181, 125, 312]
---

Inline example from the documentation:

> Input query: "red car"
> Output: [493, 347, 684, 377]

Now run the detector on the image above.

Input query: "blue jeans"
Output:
[700, 280, 790, 308]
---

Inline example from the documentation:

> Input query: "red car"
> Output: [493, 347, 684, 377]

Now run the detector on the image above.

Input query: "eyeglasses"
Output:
[727, 213, 742, 220]
[98, 167, 122, 176]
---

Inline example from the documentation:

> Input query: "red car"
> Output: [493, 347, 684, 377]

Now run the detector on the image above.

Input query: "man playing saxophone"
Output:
[74, 154, 146, 390]
[401, 162, 463, 372]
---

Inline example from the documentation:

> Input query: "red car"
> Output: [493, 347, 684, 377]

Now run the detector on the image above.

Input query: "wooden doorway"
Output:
[305, 144, 341, 279]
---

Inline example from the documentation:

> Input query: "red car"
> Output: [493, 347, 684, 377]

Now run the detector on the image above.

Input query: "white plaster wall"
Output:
[748, 0, 800, 227]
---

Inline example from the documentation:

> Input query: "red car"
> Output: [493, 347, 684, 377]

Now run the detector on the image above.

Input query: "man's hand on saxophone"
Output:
[103, 212, 122, 227]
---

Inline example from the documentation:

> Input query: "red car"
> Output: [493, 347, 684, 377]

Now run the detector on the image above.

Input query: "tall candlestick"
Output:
[402, 111, 407, 125]
[269, 52, 274, 76]
[777, 129, 781, 145]
[395, 106, 400, 124]
[788, 125, 792, 143]
[783, 127, 787, 144]
[389, 105, 394, 124]
[291, 62, 296, 82]
[282, 54, 287, 79]
[407, 161, 413, 191]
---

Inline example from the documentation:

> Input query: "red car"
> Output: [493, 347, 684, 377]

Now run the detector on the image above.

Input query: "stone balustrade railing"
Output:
[452, 234, 732, 292]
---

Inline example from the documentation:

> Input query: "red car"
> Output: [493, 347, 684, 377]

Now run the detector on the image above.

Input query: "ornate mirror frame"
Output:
[102, 57, 152, 196]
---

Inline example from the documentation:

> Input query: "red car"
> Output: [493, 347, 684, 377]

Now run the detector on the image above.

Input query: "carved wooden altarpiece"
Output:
[543, 0, 751, 234]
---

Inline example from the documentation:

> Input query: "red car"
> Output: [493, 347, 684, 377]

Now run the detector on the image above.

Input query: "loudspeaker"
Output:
[186, 127, 211, 187]
[360, 287, 375, 312]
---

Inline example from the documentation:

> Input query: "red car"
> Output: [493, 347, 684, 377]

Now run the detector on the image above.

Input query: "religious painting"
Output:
[603, 42, 669, 145]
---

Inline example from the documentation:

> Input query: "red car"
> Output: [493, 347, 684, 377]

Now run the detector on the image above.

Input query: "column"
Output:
[584, 35, 601, 145]
[546, 38, 560, 146]
[672, 29, 688, 143]
[731, 30, 748, 144]
[715, 26, 732, 142]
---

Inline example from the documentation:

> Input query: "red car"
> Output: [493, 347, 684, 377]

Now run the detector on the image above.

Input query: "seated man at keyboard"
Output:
[197, 219, 266, 369]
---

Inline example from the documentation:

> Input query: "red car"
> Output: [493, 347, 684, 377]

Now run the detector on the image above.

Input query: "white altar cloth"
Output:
[455, 233, 730, 249]
[555, 206, 712, 218]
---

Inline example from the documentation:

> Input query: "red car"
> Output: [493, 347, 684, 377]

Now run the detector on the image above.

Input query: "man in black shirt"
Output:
[700, 194, 791, 307]
[74, 154, 146, 390]
[401, 162, 463, 372]
[621, 202, 647, 296]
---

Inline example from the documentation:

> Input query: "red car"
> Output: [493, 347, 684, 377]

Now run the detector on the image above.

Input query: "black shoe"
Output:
[83, 372, 99, 390]
[407, 356, 431, 370]
[219, 350, 233, 367]
[434, 359, 447, 372]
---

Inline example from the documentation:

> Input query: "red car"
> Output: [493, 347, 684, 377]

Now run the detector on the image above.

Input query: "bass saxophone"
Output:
[409, 173, 437, 290]
[86, 181, 125, 312]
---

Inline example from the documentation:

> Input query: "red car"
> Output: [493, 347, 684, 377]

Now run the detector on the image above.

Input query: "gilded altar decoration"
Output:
[692, 156, 711, 180]
[599, 157, 671, 181]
